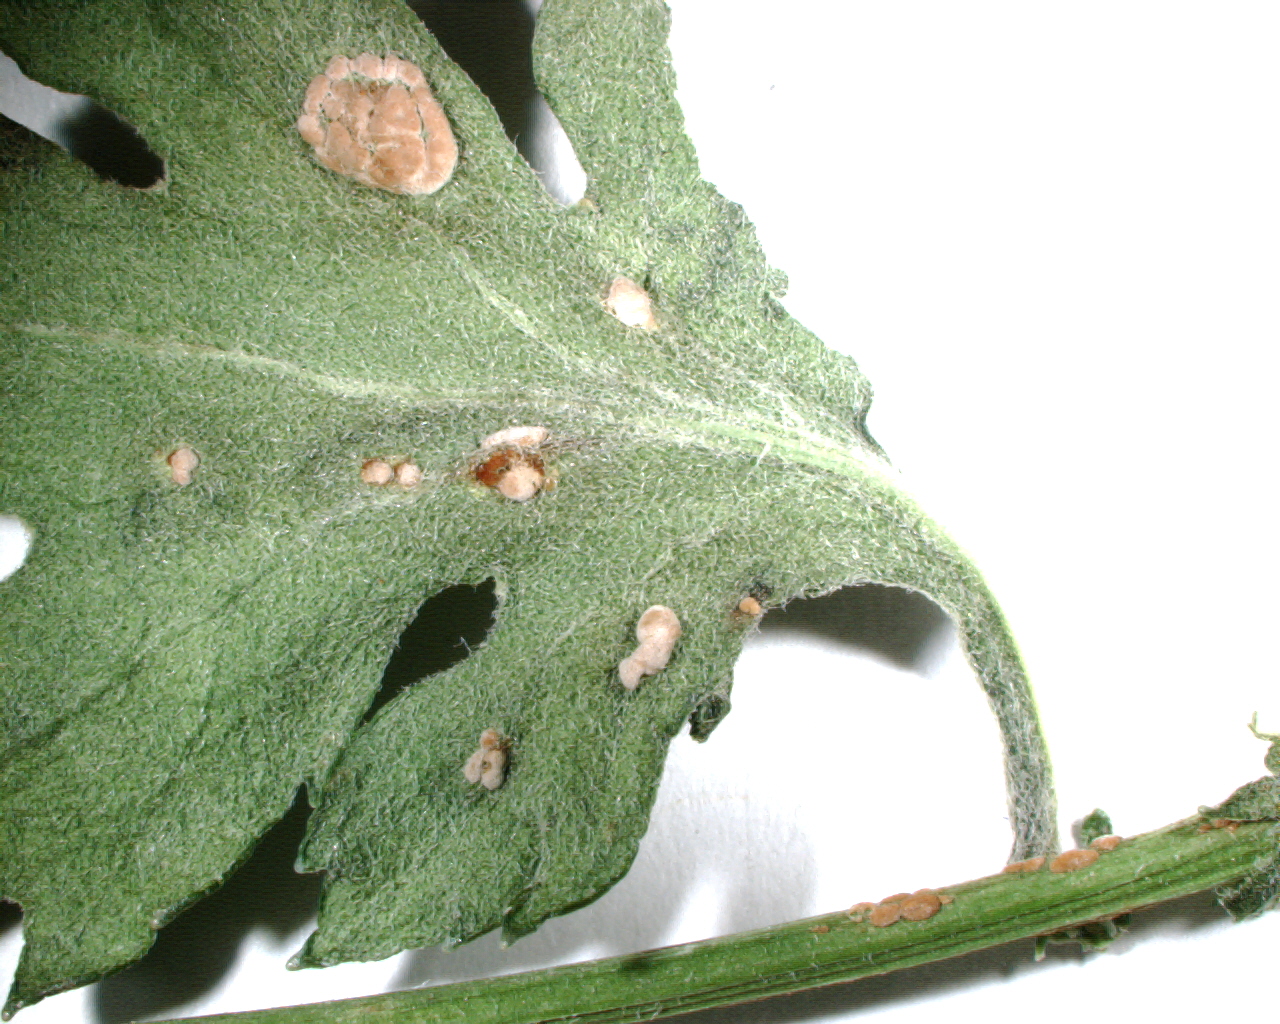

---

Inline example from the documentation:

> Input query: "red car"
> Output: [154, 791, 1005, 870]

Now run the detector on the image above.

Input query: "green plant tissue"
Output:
[0, 0, 1057, 1013]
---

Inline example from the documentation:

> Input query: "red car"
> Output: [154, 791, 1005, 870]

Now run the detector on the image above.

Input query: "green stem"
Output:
[158, 815, 1273, 1024]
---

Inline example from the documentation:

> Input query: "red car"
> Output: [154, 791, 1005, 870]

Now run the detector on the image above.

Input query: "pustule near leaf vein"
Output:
[10, 321, 894, 481]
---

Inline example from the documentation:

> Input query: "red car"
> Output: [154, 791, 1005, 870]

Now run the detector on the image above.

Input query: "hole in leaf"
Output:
[407, 0, 586, 204]
[58, 101, 165, 189]
[0, 899, 19, 938]
[0, 516, 32, 583]
[0, 51, 164, 188]
[362, 579, 498, 723]
[689, 585, 955, 741]
[760, 583, 954, 673]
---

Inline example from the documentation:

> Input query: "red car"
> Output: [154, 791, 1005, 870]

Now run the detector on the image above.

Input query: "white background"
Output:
[3, 1, 1279, 1020]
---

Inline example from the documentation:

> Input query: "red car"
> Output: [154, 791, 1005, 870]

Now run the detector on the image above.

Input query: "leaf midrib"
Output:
[8, 321, 895, 483]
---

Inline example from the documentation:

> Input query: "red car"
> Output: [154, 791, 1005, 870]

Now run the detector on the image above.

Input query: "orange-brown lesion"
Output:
[297, 54, 457, 195]
[470, 426, 551, 502]
[472, 448, 546, 502]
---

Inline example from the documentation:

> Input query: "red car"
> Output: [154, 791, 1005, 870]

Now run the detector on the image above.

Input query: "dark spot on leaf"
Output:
[361, 579, 498, 723]
[58, 101, 164, 188]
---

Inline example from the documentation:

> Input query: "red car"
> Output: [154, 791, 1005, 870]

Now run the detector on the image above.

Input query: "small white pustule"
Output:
[361, 459, 394, 485]
[495, 463, 544, 503]
[167, 447, 199, 486]
[737, 596, 763, 617]
[480, 425, 549, 450]
[604, 276, 657, 330]
[394, 461, 423, 487]
[618, 605, 682, 691]
[463, 728, 508, 790]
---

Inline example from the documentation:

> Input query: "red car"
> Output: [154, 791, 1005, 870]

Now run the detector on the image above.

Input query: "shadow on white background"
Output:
[3, 0, 1279, 1021]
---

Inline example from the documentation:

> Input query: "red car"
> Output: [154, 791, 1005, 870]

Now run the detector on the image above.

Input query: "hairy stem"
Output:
[158, 814, 1272, 1024]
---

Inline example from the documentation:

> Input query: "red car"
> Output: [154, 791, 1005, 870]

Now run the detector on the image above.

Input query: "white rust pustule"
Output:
[463, 728, 508, 791]
[297, 53, 457, 195]
[473, 426, 550, 502]
[480, 425, 549, 450]
[361, 458, 421, 487]
[167, 447, 199, 486]
[394, 461, 423, 487]
[360, 458, 394, 485]
[604, 276, 657, 330]
[618, 605, 681, 691]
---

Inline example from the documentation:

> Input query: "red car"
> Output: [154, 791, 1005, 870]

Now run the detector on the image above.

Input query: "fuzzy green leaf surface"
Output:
[1204, 723, 1280, 919]
[0, 0, 1055, 1014]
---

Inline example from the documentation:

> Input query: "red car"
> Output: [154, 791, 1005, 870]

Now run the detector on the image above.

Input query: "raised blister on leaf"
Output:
[394, 461, 422, 487]
[618, 605, 681, 690]
[165, 446, 199, 486]
[1002, 856, 1046, 874]
[463, 729, 509, 791]
[480, 425, 550, 449]
[360, 458, 394, 485]
[297, 52, 457, 194]
[1049, 849, 1099, 873]
[472, 446, 546, 502]
[604, 276, 658, 330]
[898, 891, 943, 922]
